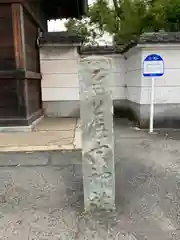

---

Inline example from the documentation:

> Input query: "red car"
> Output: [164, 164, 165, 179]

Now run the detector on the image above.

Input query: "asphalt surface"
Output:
[0, 119, 180, 239]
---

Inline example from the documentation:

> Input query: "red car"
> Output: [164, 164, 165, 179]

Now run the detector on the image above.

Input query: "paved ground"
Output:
[0, 118, 81, 152]
[0, 119, 180, 239]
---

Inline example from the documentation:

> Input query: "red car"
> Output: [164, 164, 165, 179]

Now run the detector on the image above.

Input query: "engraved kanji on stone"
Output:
[79, 56, 115, 211]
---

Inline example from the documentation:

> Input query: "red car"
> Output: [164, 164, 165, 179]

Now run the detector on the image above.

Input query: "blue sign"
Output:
[143, 54, 164, 77]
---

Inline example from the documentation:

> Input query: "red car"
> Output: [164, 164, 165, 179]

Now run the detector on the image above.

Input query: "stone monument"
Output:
[79, 56, 115, 211]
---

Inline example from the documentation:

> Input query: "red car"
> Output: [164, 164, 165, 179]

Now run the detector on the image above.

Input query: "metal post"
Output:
[149, 77, 155, 133]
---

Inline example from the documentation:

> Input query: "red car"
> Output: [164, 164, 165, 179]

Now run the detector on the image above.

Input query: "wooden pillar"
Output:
[0, 2, 42, 127]
[12, 3, 26, 70]
[11, 4, 26, 119]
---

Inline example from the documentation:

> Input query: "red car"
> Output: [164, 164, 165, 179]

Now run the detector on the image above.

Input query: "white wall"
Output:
[40, 44, 180, 109]
[123, 44, 180, 126]
[40, 42, 180, 126]
[40, 48, 126, 104]
[141, 45, 180, 105]
[40, 45, 80, 103]
[124, 44, 180, 105]
[40, 47, 126, 116]
[124, 47, 142, 104]
[111, 54, 125, 100]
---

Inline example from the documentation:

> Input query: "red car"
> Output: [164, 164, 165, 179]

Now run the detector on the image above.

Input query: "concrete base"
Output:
[0, 115, 44, 133]
[43, 101, 80, 117]
[43, 99, 180, 129]
[131, 102, 180, 129]
[115, 100, 180, 129]
[113, 99, 132, 118]
[43, 100, 127, 118]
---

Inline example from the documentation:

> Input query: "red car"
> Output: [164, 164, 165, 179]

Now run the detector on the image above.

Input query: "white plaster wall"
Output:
[40, 46, 126, 116]
[40, 46, 80, 102]
[41, 49, 125, 103]
[40, 43, 180, 119]
[124, 45, 180, 106]
[141, 46, 180, 104]
[124, 48, 142, 103]
[111, 54, 125, 100]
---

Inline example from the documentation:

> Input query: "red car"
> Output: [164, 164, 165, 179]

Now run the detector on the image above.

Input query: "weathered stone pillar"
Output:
[79, 56, 115, 211]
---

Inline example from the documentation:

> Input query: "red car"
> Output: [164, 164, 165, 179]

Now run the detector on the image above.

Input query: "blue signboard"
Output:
[143, 54, 164, 77]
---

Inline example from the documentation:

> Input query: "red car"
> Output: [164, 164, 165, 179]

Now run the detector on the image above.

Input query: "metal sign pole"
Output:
[143, 54, 164, 133]
[149, 77, 155, 133]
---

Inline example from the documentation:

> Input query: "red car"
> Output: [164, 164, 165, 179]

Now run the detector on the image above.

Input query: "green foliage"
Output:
[115, 0, 147, 44]
[65, 18, 89, 40]
[65, 18, 102, 44]
[65, 0, 114, 44]
[65, 0, 180, 45]
[88, 0, 117, 33]
[151, 0, 180, 31]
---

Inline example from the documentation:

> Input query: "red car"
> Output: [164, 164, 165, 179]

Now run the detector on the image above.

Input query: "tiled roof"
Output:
[79, 45, 123, 55]
[40, 32, 180, 53]
[139, 32, 180, 43]
[121, 32, 180, 53]
[40, 32, 84, 45]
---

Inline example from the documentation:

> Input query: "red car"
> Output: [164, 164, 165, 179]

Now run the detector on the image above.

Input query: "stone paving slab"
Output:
[0, 118, 80, 152]
[34, 118, 77, 131]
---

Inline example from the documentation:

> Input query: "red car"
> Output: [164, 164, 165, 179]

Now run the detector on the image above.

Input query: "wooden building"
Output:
[0, 0, 86, 127]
